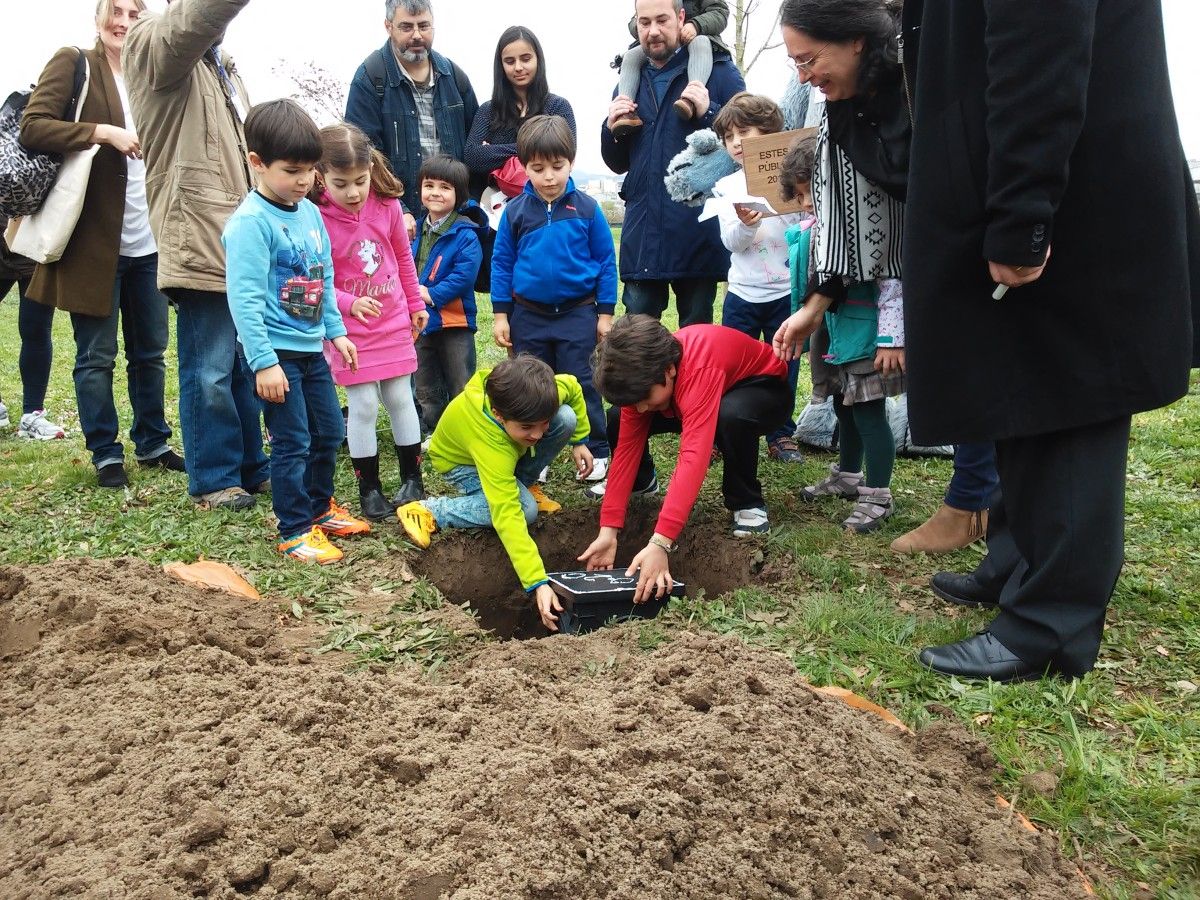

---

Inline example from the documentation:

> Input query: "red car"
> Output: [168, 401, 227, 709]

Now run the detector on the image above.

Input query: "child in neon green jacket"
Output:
[397, 354, 592, 632]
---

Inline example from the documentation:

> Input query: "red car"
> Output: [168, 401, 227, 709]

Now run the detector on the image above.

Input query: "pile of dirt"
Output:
[0, 559, 1088, 899]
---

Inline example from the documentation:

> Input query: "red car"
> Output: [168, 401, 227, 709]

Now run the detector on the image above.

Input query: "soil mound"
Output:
[0, 559, 1087, 899]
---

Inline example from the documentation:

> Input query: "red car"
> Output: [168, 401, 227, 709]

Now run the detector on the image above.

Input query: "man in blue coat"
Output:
[601, 0, 745, 327]
[345, 0, 478, 235]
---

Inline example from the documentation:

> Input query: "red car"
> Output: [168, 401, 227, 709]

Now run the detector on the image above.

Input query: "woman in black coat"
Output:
[902, 0, 1200, 680]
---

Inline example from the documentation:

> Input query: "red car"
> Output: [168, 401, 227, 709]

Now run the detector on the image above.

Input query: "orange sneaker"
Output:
[528, 484, 561, 514]
[314, 498, 371, 536]
[396, 501, 436, 549]
[279, 526, 343, 564]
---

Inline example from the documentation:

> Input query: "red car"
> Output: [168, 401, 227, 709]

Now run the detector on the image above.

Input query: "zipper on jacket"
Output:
[898, 33, 915, 127]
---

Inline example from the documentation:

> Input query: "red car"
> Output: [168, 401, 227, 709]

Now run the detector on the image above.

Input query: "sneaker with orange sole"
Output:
[314, 498, 371, 536]
[396, 501, 437, 549]
[279, 526, 343, 564]
[528, 484, 561, 514]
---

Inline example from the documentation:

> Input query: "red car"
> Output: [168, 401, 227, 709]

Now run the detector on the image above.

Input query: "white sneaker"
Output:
[537, 465, 550, 483]
[577, 455, 609, 482]
[732, 507, 770, 537]
[587, 473, 659, 500]
[0, 400, 8, 428]
[18, 409, 66, 441]
[420, 435, 432, 452]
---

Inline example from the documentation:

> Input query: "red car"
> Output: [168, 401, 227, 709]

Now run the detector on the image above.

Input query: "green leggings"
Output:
[834, 396, 895, 488]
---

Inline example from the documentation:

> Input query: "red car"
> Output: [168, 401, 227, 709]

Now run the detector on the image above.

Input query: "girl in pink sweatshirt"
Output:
[312, 123, 428, 521]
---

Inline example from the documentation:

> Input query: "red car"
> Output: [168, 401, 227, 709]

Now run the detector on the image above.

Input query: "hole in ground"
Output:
[410, 503, 769, 640]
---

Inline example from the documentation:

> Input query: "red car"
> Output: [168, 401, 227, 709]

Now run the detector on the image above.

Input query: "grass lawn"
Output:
[0, 271, 1197, 898]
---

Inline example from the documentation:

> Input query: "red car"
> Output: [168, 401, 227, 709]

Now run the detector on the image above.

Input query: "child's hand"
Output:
[256, 364, 289, 404]
[734, 204, 763, 227]
[492, 314, 512, 349]
[350, 296, 382, 325]
[403, 211, 417, 240]
[533, 583, 563, 632]
[596, 313, 613, 342]
[681, 22, 698, 43]
[419, 285, 433, 307]
[578, 527, 618, 571]
[626, 540, 674, 604]
[874, 347, 906, 375]
[411, 308, 430, 333]
[332, 336, 358, 372]
[571, 444, 594, 480]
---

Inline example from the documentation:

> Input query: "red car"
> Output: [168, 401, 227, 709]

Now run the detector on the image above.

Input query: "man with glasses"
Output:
[346, 0, 479, 234]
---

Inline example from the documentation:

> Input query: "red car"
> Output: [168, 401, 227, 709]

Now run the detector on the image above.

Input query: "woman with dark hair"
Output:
[463, 26, 576, 187]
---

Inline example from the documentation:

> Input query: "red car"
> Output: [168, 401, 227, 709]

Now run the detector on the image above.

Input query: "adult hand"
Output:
[578, 527, 618, 571]
[95, 123, 142, 159]
[492, 314, 512, 348]
[681, 22, 698, 44]
[571, 444, 594, 480]
[255, 364, 289, 404]
[404, 211, 417, 241]
[331, 335, 358, 372]
[411, 308, 429, 333]
[679, 80, 711, 120]
[596, 313, 613, 342]
[988, 246, 1050, 289]
[627, 542, 673, 604]
[607, 95, 638, 132]
[533, 583, 563, 632]
[772, 294, 833, 361]
[734, 203, 763, 227]
[350, 296, 382, 325]
[874, 347, 906, 375]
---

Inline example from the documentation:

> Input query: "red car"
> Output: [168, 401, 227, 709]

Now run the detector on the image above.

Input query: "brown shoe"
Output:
[890, 503, 987, 555]
[673, 96, 696, 120]
[611, 115, 643, 140]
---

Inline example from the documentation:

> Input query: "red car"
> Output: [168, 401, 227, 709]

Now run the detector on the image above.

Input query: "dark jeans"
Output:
[250, 353, 345, 540]
[510, 302, 609, 458]
[168, 288, 270, 497]
[944, 442, 999, 512]
[0, 277, 54, 414]
[414, 328, 476, 434]
[720, 291, 799, 443]
[606, 375, 789, 511]
[70, 254, 171, 468]
[971, 416, 1131, 676]
[621, 278, 718, 328]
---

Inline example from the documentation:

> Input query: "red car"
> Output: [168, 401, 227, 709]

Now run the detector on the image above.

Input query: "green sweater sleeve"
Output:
[477, 453, 548, 592]
[557, 375, 591, 446]
[689, 0, 730, 38]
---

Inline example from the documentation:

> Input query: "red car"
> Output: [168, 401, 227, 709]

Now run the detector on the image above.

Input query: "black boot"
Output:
[352, 454, 393, 521]
[393, 443, 426, 505]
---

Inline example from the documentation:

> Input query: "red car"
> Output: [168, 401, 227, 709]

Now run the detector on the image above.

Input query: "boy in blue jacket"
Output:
[411, 154, 487, 435]
[489, 115, 617, 481]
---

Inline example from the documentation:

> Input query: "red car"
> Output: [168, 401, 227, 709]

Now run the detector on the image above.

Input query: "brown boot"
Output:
[890, 503, 987, 555]
[611, 115, 643, 140]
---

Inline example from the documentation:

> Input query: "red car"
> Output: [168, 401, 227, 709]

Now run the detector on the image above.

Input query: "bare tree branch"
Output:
[272, 62, 348, 126]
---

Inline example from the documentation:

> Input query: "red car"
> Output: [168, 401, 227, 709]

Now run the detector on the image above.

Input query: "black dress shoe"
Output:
[97, 462, 129, 489]
[930, 571, 999, 609]
[139, 449, 186, 472]
[919, 631, 1045, 682]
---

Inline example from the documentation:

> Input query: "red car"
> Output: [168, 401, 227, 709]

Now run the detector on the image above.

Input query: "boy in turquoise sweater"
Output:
[397, 355, 592, 631]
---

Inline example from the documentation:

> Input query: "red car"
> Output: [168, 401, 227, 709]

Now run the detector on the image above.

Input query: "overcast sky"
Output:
[5, 0, 1198, 175]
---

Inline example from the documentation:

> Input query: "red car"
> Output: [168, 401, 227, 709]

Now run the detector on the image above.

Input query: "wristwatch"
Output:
[648, 534, 678, 554]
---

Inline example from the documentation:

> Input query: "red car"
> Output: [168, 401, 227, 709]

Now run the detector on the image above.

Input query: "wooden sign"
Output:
[740, 127, 815, 217]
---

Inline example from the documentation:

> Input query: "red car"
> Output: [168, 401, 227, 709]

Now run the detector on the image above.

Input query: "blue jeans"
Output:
[945, 441, 999, 512]
[252, 353, 345, 539]
[621, 278, 717, 328]
[414, 328, 476, 434]
[425, 403, 576, 530]
[720, 291, 799, 443]
[170, 289, 269, 497]
[70, 254, 171, 468]
[510, 302, 609, 458]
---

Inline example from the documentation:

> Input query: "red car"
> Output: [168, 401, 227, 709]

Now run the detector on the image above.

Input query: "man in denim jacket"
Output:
[346, 0, 479, 236]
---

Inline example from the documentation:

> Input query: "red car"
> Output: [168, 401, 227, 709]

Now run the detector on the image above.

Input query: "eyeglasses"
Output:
[788, 42, 829, 73]
[393, 21, 433, 34]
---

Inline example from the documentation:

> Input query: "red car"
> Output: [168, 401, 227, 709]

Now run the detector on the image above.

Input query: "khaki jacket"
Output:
[19, 43, 126, 316]
[122, 0, 254, 294]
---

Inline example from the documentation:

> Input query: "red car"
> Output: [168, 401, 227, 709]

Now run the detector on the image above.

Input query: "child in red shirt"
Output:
[580, 315, 790, 601]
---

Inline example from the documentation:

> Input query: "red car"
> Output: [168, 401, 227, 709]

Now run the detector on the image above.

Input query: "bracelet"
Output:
[648, 534, 677, 554]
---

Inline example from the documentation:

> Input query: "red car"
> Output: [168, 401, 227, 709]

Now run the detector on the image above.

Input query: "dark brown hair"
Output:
[779, 132, 818, 201]
[417, 154, 469, 210]
[244, 99, 322, 165]
[485, 355, 560, 422]
[310, 122, 404, 203]
[591, 315, 682, 407]
[711, 92, 785, 142]
[516, 114, 575, 165]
